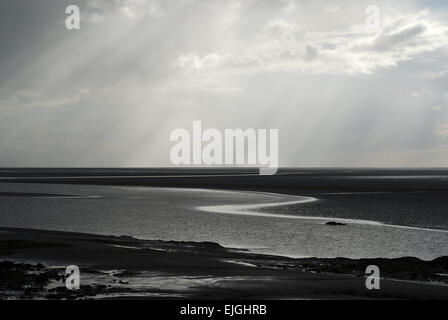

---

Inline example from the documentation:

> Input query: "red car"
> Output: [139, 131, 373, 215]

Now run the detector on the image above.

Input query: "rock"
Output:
[325, 221, 346, 226]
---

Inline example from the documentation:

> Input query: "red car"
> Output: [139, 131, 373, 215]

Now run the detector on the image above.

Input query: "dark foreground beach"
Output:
[1, 227, 448, 300]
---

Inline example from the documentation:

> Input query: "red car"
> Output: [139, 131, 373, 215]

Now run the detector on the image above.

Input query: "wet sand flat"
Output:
[1, 227, 448, 299]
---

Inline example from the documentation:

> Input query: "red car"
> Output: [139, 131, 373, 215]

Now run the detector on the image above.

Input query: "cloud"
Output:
[85, 0, 164, 22]
[369, 23, 427, 51]
[0, 89, 90, 109]
[303, 45, 319, 61]
[174, 53, 224, 70]
[174, 9, 448, 75]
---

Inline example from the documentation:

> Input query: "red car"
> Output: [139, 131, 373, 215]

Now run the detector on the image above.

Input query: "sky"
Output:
[0, 0, 447, 167]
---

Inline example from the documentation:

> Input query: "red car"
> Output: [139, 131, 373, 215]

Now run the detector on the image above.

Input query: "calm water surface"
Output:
[0, 182, 447, 260]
